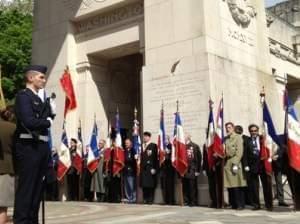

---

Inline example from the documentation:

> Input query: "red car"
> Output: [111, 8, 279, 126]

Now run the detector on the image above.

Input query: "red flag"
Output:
[60, 68, 77, 117]
[73, 122, 83, 174]
[260, 137, 273, 175]
[112, 147, 125, 176]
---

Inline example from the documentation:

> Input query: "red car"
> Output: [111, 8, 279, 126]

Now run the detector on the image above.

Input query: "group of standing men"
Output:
[49, 131, 202, 207]
[203, 122, 300, 211]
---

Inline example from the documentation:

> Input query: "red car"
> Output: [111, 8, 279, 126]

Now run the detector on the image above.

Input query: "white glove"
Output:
[134, 154, 138, 160]
[232, 165, 238, 174]
[166, 149, 170, 154]
[195, 172, 200, 177]
[47, 117, 53, 126]
[245, 166, 250, 172]
[202, 171, 207, 176]
[150, 169, 156, 175]
[50, 98, 56, 115]
[268, 157, 272, 163]
[272, 155, 279, 161]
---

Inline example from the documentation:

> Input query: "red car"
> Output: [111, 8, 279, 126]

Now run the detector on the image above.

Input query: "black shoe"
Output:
[278, 202, 289, 207]
[236, 207, 244, 210]
[266, 207, 273, 211]
[252, 206, 261, 211]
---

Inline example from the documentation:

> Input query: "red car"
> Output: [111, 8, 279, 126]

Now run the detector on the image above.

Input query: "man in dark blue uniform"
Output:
[13, 65, 55, 224]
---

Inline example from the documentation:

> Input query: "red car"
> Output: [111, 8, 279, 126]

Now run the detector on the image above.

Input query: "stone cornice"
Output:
[269, 38, 300, 66]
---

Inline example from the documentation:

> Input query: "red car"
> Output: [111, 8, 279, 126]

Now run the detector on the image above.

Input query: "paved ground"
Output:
[8, 202, 300, 224]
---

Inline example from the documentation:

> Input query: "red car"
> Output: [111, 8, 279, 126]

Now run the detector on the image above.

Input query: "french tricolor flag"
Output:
[158, 106, 167, 166]
[132, 113, 141, 172]
[213, 97, 225, 157]
[57, 123, 71, 181]
[261, 98, 280, 175]
[285, 93, 300, 172]
[87, 121, 99, 173]
[112, 110, 125, 176]
[73, 120, 83, 174]
[206, 99, 216, 169]
[171, 111, 188, 177]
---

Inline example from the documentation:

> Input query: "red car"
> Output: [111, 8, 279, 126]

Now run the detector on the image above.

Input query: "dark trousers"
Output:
[228, 187, 245, 209]
[82, 168, 93, 201]
[290, 169, 300, 210]
[161, 173, 175, 205]
[248, 171, 273, 209]
[107, 176, 121, 203]
[143, 187, 155, 204]
[13, 141, 50, 224]
[67, 172, 79, 201]
[260, 171, 273, 209]
[207, 170, 217, 207]
[183, 177, 198, 206]
[274, 170, 285, 203]
[247, 173, 260, 207]
[215, 163, 224, 208]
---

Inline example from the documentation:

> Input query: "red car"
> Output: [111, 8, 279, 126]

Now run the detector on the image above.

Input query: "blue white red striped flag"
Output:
[57, 122, 71, 181]
[171, 111, 188, 177]
[285, 91, 300, 172]
[158, 106, 167, 166]
[87, 121, 99, 173]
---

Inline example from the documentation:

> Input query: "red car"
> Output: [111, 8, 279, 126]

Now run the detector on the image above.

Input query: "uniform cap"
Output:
[24, 65, 48, 74]
[143, 131, 151, 137]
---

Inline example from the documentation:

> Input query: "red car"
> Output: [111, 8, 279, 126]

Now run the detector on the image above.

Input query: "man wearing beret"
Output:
[13, 65, 56, 224]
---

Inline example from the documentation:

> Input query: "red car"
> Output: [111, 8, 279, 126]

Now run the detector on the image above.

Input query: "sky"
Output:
[265, 0, 288, 7]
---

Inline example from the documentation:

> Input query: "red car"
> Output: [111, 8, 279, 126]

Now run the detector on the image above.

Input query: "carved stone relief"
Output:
[223, 0, 257, 28]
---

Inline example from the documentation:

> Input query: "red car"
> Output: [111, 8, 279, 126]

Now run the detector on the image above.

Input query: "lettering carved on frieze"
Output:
[223, 0, 257, 28]
[75, 1, 144, 34]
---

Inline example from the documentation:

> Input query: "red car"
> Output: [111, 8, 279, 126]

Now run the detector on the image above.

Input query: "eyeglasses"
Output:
[249, 129, 258, 132]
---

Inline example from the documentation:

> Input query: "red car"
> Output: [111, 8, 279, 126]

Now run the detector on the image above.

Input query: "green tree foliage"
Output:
[0, 1, 33, 101]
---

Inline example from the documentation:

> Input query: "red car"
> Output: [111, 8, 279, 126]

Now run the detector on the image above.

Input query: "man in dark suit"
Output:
[246, 124, 273, 211]
[13, 65, 56, 223]
[140, 131, 158, 204]
[183, 135, 202, 206]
